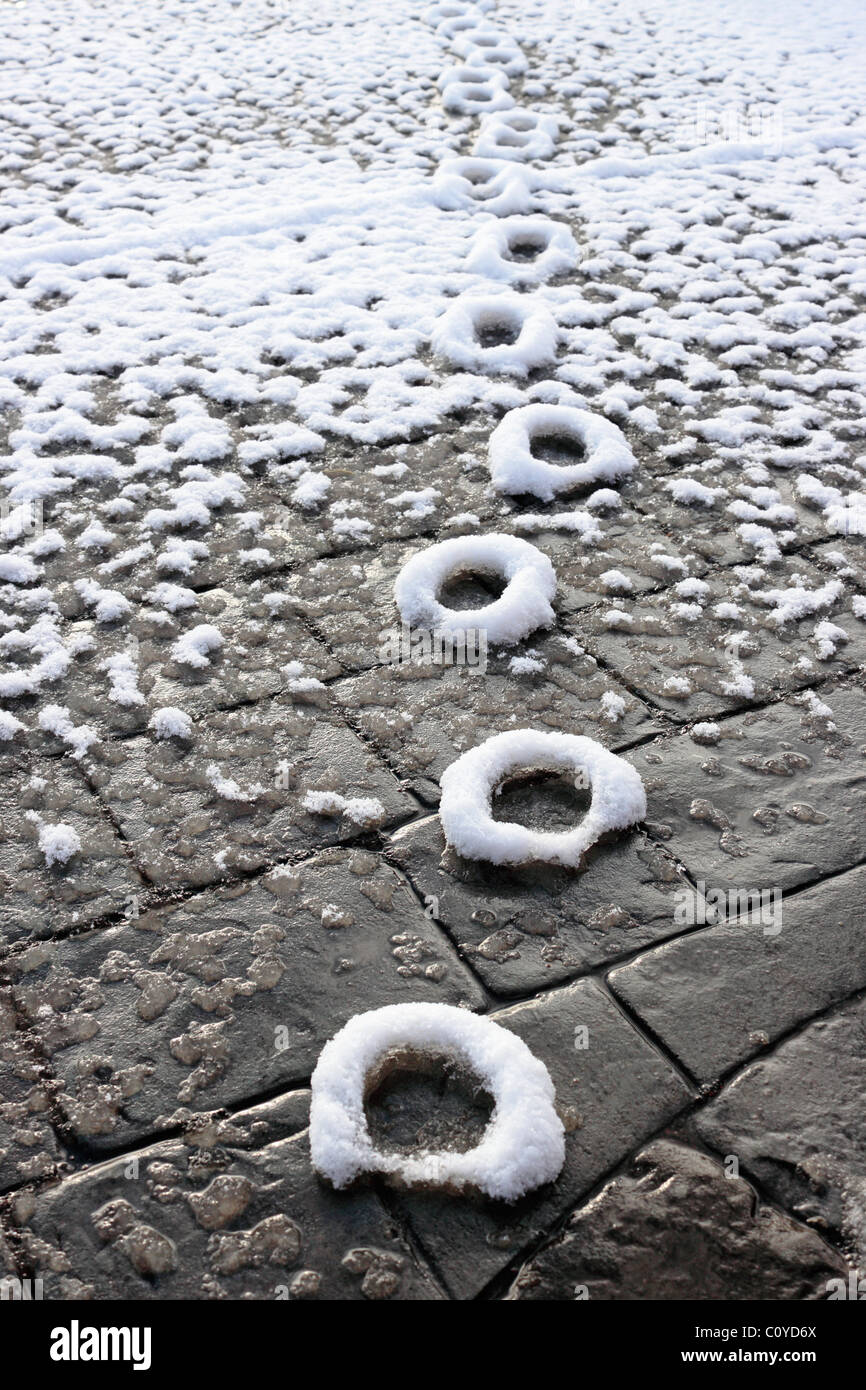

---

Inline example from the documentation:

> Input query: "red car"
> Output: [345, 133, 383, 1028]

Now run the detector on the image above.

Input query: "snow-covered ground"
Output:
[1, 0, 866, 1302]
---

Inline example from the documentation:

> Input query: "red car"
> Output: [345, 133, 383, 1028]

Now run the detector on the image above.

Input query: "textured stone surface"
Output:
[0, 749, 143, 945]
[9, 851, 485, 1150]
[0, 986, 60, 1193]
[389, 812, 683, 995]
[609, 863, 866, 1083]
[389, 978, 691, 1298]
[577, 557, 866, 721]
[14, 1091, 444, 1299]
[505, 1139, 847, 1300]
[337, 641, 660, 805]
[25, 585, 341, 745]
[695, 996, 866, 1265]
[626, 683, 866, 895]
[80, 697, 416, 888]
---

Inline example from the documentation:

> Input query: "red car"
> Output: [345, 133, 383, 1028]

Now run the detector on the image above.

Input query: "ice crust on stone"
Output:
[439, 729, 647, 868]
[310, 1002, 565, 1201]
[394, 533, 556, 645]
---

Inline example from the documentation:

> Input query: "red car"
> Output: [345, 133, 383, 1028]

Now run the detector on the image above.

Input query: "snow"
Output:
[37, 704, 99, 759]
[465, 216, 578, 285]
[26, 816, 82, 868]
[394, 534, 556, 645]
[439, 729, 647, 868]
[206, 764, 265, 803]
[149, 706, 193, 740]
[310, 1002, 565, 1201]
[302, 790, 387, 829]
[0, 710, 26, 741]
[488, 403, 636, 501]
[170, 624, 224, 669]
[431, 292, 558, 377]
[100, 653, 145, 707]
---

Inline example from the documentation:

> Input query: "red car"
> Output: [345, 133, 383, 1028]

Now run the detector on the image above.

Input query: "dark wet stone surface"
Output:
[13, 1091, 444, 1299]
[8, 851, 484, 1151]
[389, 813, 684, 995]
[0, 750, 143, 945]
[609, 862, 866, 1084]
[78, 696, 415, 888]
[626, 683, 866, 896]
[387, 978, 691, 1298]
[505, 1139, 847, 1300]
[694, 995, 866, 1265]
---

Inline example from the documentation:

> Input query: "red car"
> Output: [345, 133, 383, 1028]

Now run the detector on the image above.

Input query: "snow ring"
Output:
[489, 403, 637, 501]
[465, 216, 579, 285]
[432, 157, 536, 215]
[310, 1002, 565, 1201]
[456, 37, 528, 80]
[431, 292, 558, 376]
[475, 109, 558, 162]
[437, 64, 514, 116]
[439, 729, 647, 867]
[394, 533, 556, 644]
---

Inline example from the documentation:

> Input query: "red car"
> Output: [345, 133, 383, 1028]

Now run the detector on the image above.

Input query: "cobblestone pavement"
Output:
[1, 0, 865, 1299]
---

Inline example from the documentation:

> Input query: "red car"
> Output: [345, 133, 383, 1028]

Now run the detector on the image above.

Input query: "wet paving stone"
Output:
[336, 639, 663, 804]
[284, 541, 431, 673]
[79, 696, 415, 888]
[13, 1090, 444, 1299]
[15, 473, 326, 608]
[389, 812, 683, 995]
[263, 417, 508, 549]
[609, 863, 866, 1084]
[22, 585, 341, 747]
[388, 978, 691, 1298]
[0, 749, 143, 945]
[510, 503, 710, 618]
[573, 554, 866, 721]
[0, 985, 60, 1193]
[9, 851, 484, 1151]
[626, 683, 866, 896]
[504, 1138, 848, 1300]
[695, 994, 866, 1266]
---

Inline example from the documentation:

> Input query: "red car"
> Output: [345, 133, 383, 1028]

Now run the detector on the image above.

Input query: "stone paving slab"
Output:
[575, 556, 866, 721]
[79, 697, 415, 889]
[516, 504, 710, 618]
[9, 851, 484, 1151]
[335, 639, 662, 805]
[1, 0, 865, 1306]
[694, 994, 866, 1265]
[262, 418, 508, 547]
[625, 683, 866, 896]
[0, 751, 143, 946]
[631, 469, 829, 570]
[389, 812, 683, 996]
[0, 986, 60, 1194]
[13, 1090, 444, 1300]
[22, 586, 341, 748]
[26, 474, 325, 599]
[504, 1138, 847, 1300]
[388, 978, 691, 1299]
[609, 863, 866, 1085]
